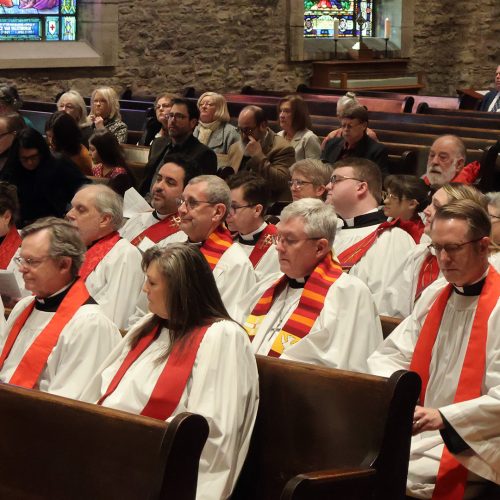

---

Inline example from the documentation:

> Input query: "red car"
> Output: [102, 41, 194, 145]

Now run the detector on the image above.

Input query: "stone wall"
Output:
[0, 0, 498, 100]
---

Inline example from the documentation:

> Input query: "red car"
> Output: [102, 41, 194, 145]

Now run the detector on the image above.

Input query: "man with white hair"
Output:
[0, 217, 120, 399]
[177, 174, 256, 316]
[240, 198, 382, 372]
[66, 184, 143, 329]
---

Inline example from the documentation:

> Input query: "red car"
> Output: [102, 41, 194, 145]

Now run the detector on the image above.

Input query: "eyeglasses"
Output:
[14, 256, 51, 268]
[490, 213, 500, 223]
[340, 121, 363, 130]
[58, 103, 75, 110]
[382, 192, 400, 201]
[200, 101, 216, 108]
[167, 112, 188, 121]
[155, 103, 172, 111]
[275, 234, 321, 247]
[288, 179, 314, 189]
[329, 174, 364, 184]
[0, 131, 13, 139]
[428, 237, 483, 255]
[237, 126, 257, 136]
[229, 204, 255, 215]
[175, 197, 215, 211]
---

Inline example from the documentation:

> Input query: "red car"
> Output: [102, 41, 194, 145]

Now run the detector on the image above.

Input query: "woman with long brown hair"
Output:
[82, 243, 259, 500]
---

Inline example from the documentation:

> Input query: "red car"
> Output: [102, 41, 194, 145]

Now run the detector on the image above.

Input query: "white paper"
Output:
[0, 270, 22, 298]
[123, 188, 153, 218]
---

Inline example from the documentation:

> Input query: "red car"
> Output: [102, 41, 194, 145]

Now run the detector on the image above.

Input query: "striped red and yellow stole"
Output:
[130, 213, 181, 246]
[248, 224, 277, 268]
[410, 267, 500, 500]
[200, 225, 234, 271]
[244, 252, 343, 357]
[0, 225, 21, 269]
[415, 252, 440, 300]
[338, 218, 399, 270]
[80, 231, 121, 280]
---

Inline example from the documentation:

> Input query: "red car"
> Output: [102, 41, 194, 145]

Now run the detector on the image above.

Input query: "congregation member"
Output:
[5, 128, 88, 227]
[193, 91, 240, 155]
[120, 155, 197, 247]
[326, 158, 415, 317]
[66, 184, 144, 329]
[45, 111, 93, 176]
[89, 129, 136, 196]
[383, 174, 430, 243]
[138, 92, 176, 146]
[226, 172, 280, 282]
[81, 243, 259, 500]
[0, 217, 120, 398]
[368, 200, 500, 499]
[227, 105, 295, 203]
[277, 95, 321, 161]
[240, 198, 382, 372]
[56, 89, 93, 146]
[0, 113, 26, 173]
[289, 158, 332, 202]
[0, 85, 33, 128]
[321, 103, 388, 176]
[478, 64, 500, 112]
[423, 134, 481, 186]
[177, 175, 255, 316]
[140, 98, 217, 194]
[89, 87, 128, 144]
[395, 183, 488, 314]
[486, 191, 500, 270]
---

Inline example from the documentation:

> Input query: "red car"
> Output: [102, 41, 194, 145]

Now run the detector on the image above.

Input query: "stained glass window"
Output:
[304, 1, 373, 38]
[0, 0, 76, 41]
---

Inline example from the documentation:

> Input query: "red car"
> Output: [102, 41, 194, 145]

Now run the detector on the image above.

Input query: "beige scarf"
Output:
[197, 120, 221, 145]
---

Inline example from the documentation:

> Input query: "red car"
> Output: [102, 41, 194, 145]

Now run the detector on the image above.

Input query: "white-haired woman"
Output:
[89, 87, 128, 144]
[57, 89, 93, 147]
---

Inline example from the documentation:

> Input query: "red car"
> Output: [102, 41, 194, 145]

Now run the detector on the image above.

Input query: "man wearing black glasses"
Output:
[369, 199, 500, 499]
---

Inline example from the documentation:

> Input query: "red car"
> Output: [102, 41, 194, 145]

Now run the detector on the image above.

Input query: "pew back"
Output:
[0, 383, 208, 500]
[233, 356, 420, 500]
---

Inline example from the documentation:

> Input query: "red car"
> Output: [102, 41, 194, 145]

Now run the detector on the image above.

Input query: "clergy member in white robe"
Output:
[368, 200, 500, 498]
[238, 199, 382, 372]
[81, 244, 259, 500]
[67, 184, 144, 329]
[0, 217, 121, 399]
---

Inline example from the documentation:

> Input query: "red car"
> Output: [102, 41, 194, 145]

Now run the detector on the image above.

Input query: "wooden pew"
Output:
[0, 383, 208, 500]
[232, 356, 421, 500]
[380, 315, 402, 339]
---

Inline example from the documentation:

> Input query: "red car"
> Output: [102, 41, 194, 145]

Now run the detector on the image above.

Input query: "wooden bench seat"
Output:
[232, 355, 420, 500]
[0, 383, 208, 500]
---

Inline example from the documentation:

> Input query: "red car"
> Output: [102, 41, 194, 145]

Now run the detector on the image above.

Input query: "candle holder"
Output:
[333, 37, 338, 59]
[384, 37, 389, 58]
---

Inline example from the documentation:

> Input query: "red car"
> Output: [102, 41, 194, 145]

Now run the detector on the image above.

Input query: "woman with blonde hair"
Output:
[81, 243, 258, 500]
[89, 87, 127, 143]
[193, 91, 239, 154]
[277, 94, 321, 160]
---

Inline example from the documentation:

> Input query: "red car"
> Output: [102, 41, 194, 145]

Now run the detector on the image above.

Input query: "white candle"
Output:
[384, 18, 391, 39]
[333, 18, 339, 38]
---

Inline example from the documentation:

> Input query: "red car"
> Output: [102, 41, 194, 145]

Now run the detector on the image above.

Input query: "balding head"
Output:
[426, 135, 466, 186]
[238, 105, 268, 143]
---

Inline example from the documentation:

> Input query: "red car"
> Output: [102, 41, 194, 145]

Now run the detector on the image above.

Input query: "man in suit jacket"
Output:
[321, 104, 388, 176]
[479, 65, 500, 112]
[139, 98, 217, 194]
[227, 105, 295, 203]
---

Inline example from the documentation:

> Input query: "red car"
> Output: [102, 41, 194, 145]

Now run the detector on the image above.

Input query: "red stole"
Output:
[0, 225, 21, 269]
[409, 267, 500, 500]
[0, 279, 90, 388]
[398, 217, 425, 244]
[244, 252, 343, 357]
[200, 225, 234, 271]
[80, 231, 121, 280]
[130, 213, 181, 246]
[338, 219, 399, 270]
[415, 253, 440, 300]
[248, 224, 277, 268]
[98, 323, 210, 420]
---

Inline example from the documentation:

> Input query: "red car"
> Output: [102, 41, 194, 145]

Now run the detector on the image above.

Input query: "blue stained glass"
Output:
[61, 15, 75, 40]
[0, 17, 42, 40]
[45, 15, 58, 40]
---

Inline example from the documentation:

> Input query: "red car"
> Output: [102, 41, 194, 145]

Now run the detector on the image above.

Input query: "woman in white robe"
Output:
[82, 243, 259, 500]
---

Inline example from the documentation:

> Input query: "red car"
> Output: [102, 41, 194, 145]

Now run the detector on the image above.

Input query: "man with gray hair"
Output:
[0, 217, 121, 399]
[66, 184, 143, 329]
[176, 174, 255, 315]
[239, 198, 382, 372]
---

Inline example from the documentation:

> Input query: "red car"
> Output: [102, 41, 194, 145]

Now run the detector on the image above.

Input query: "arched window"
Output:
[304, 1, 373, 39]
[0, 0, 77, 41]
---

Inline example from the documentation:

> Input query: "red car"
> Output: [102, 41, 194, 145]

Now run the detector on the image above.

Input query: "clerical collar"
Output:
[452, 270, 489, 296]
[152, 210, 171, 221]
[341, 209, 387, 229]
[35, 281, 74, 311]
[238, 222, 267, 246]
[188, 239, 203, 247]
[287, 276, 308, 289]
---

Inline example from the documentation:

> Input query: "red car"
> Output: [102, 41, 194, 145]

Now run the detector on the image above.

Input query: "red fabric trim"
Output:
[415, 253, 440, 300]
[0, 226, 21, 269]
[79, 232, 121, 280]
[200, 226, 234, 271]
[248, 224, 277, 268]
[130, 213, 181, 246]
